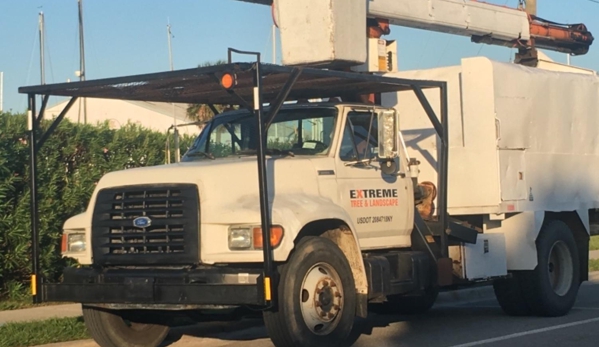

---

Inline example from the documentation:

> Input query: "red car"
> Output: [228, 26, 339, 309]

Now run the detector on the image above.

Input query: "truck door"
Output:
[335, 108, 413, 249]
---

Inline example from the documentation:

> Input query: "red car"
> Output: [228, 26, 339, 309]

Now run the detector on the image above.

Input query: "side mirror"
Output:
[377, 109, 398, 161]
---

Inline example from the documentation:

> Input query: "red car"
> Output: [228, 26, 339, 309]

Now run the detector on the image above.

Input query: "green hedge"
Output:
[0, 111, 194, 297]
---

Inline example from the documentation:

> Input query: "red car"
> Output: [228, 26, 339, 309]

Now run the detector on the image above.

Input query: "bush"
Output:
[0, 111, 194, 297]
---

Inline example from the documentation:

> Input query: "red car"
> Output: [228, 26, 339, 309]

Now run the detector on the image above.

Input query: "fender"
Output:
[485, 211, 544, 270]
[270, 194, 368, 295]
[575, 208, 591, 235]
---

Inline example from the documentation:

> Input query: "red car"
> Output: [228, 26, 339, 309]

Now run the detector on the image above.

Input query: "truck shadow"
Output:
[161, 304, 507, 346]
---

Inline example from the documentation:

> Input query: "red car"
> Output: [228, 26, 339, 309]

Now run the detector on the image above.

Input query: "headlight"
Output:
[228, 225, 284, 251]
[228, 228, 252, 250]
[62, 233, 86, 253]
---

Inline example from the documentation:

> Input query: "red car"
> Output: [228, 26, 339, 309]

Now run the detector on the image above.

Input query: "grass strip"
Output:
[0, 300, 62, 312]
[590, 235, 599, 251]
[0, 316, 88, 347]
[589, 259, 599, 272]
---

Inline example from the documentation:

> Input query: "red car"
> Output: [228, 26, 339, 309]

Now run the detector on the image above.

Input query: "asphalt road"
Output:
[41, 274, 599, 347]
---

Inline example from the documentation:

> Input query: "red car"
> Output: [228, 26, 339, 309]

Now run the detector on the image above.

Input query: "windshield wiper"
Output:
[237, 149, 295, 157]
[185, 151, 215, 160]
[268, 148, 295, 157]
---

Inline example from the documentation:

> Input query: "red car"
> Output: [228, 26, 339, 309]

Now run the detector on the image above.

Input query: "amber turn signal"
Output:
[252, 226, 284, 249]
[220, 73, 236, 89]
[61, 233, 68, 253]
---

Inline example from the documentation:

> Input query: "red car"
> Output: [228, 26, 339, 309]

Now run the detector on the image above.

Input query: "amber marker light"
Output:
[253, 226, 284, 249]
[220, 73, 236, 89]
[61, 233, 68, 253]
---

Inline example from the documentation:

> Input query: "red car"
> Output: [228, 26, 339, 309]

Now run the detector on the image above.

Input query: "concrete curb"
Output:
[29, 340, 97, 347]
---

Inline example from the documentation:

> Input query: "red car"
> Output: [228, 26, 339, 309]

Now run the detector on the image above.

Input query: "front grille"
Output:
[92, 184, 199, 265]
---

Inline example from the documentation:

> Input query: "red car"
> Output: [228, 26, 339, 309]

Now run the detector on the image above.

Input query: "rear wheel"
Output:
[82, 306, 170, 347]
[522, 220, 580, 317]
[263, 237, 356, 347]
[494, 220, 580, 317]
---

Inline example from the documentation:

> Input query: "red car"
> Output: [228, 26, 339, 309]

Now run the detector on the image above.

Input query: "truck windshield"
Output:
[181, 107, 338, 161]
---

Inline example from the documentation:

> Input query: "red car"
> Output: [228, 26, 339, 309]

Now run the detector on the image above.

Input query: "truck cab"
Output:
[61, 103, 416, 265]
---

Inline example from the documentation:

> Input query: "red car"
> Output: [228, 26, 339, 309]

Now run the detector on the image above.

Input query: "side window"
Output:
[339, 112, 378, 161]
[268, 120, 297, 150]
[208, 123, 235, 158]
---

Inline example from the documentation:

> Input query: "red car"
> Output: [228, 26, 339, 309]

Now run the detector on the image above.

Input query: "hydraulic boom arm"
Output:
[238, 0, 593, 56]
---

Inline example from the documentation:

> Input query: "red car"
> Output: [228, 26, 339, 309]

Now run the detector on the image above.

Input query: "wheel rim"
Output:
[547, 240, 574, 296]
[299, 262, 344, 335]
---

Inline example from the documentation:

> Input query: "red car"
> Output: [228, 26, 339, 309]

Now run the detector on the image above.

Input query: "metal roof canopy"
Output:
[19, 62, 444, 105]
[20, 54, 450, 306]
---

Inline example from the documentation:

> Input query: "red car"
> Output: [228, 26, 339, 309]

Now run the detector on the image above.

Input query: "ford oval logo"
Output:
[133, 216, 152, 228]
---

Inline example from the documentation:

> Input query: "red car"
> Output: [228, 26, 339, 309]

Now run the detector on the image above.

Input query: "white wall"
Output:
[45, 98, 201, 136]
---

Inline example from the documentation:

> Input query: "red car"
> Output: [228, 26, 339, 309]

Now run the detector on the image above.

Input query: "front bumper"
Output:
[43, 266, 265, 307]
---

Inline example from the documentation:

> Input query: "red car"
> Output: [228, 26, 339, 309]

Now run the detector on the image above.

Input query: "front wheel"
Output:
[263, 237, 357, 347]
[82, 306, 170, 347]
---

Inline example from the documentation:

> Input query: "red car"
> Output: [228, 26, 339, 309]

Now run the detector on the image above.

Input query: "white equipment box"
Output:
[449, 234, 507, 280]
[384, 57, 599, 216]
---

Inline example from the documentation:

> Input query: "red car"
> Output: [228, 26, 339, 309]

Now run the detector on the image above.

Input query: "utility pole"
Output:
[167, 21, 174, 71]
[78, 0, 87, 124]
[0, 71, 3, 112]
[167, 20, 180, 162]
[39, 12, 46, 85]
[516, 0, 538, 66]
[525, 0, 537, 15]
[272, 24, 276, 64]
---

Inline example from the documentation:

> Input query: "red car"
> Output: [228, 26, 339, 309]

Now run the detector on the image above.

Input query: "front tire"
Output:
[82, 306, 170, 347]
[263, 237, 356, 347]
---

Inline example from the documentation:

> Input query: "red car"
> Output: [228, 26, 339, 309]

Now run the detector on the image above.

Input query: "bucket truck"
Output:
[21, 1, 596, 347]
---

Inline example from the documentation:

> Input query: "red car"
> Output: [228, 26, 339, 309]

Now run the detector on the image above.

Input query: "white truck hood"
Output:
[90, 156, 329, 225]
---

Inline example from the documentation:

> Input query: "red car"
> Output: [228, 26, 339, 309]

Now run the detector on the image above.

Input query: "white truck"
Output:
[42, 55, 596, 347]
[21, 1, 596, 347]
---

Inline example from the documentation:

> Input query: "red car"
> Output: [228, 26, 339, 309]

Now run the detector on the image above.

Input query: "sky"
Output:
[0, 0, 598, 113]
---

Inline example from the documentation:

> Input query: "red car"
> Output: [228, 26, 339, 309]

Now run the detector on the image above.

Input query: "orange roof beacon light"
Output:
[220, 72, 237, 90]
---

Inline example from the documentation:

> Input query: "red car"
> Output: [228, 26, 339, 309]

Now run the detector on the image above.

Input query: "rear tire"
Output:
[263, 237, 356, 347]
[522, 220, 581, 317]
[494, 220, 580, 317]
[82, 306, 170, 347]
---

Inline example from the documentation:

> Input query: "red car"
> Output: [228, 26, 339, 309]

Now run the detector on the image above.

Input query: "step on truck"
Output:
[21, 52, 596, 347]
